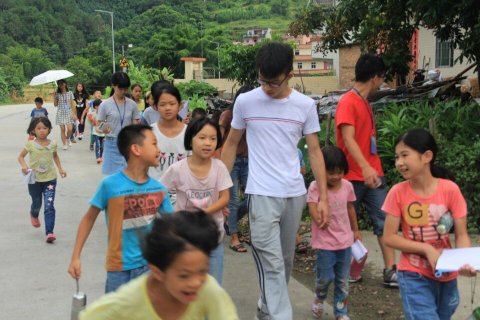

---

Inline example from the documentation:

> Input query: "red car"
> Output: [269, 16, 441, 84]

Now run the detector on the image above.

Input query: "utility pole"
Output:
[95, 10, 115, 73]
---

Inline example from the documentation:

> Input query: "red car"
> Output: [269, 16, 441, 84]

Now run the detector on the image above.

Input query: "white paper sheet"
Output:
[23, 169, 36, 184]
[435, 247, 480, 277]
[178, 101, 189, 120]
[351, 239, 368, 262]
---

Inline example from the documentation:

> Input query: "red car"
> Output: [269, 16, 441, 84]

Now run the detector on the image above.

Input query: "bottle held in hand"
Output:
[436, 211, 454, 235]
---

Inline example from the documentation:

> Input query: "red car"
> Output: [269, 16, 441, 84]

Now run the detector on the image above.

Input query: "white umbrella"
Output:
[29, 70, 74, 86]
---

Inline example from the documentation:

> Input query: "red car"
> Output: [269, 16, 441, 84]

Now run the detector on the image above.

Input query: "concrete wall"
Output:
[339, 44, 361, 89]
[417, 27, 476, 78]
[311, 43, 341, 85]
[175, 76, 339, 97]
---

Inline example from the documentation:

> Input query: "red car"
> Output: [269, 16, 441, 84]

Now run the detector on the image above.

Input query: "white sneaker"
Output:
[62, 144, 68, 150]
[68, 141, 72, 146]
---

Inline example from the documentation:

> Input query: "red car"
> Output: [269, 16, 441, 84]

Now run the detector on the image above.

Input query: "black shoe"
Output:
[383, 265, 399, 288]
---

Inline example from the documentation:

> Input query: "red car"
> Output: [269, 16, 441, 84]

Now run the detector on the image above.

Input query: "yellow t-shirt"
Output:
[80, 275, 239, 320]
[25, 140, 57, 182]
[137, 99, 146, 112]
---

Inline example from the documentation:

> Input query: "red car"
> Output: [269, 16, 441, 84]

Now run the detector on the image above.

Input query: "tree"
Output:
[271, 0, 289, 17]
[6, 46, 55, 81]
[220, 42, 264, 87]
[289, 1, 480, 82]
[65, 56, 101, 87]
[411, 0, 480, 81]
[0, 54, 24, 99]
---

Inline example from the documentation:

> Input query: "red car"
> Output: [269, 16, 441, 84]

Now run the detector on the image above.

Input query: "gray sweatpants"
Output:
[249, 194, 306, 320]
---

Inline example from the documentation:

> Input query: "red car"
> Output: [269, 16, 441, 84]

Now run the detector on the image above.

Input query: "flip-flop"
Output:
[229, 243, 247, 253]
[239, 235, 251, 246]
[295, 241, 309, 254]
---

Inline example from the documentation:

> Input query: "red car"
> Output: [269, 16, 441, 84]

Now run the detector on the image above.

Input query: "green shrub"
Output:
[176, 80, 217, 100]
[303, 99, 480, 230]
[376, 99, 480, 230]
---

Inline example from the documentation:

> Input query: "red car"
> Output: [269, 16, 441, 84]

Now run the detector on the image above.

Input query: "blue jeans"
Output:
[398, 271, 459, 320]
[28, 179, 57, 235]
[89, 124, 94, 147]
[209, 243, 224, 285]
[105, 265, 149, 293]
[351, 176, 387, 236]
[228, 156, 248, 234]
[315, 247, 352, 317]
[94, 135, 105, 159]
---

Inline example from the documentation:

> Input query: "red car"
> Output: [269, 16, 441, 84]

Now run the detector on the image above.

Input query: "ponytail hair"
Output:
[395, 128, 455, 181]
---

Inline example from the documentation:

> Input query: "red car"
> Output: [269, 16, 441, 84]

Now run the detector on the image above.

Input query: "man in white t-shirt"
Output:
[221, 42, 329, 320]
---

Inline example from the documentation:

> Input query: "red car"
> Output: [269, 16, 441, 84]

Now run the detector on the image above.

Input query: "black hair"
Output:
[131, 84, 143, 103]
[117, 124, 153, 161]
[152, 82, 182, 107]
[74, 82, 89, 100]
[256, 42, 293, 79]
[150, 80, 172, 98]
[191, 108, 207, 119]
[34, 97, 43, 104]
[131, 83, 142, 91]
[395, 128, 455, 181]
[355, 53, 386, 83]
[110, 72, 131, 97]
[184, 117, 223, 151]
[27, 116, 52, 136]
[56, 79, 69, 93]
[142, 210, 219, 271]
[322, 145, 349, 175]
[92, 99, 102, 107]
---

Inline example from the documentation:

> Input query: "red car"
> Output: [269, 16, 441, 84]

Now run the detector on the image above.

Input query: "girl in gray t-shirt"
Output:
[96, 72, 141, 175]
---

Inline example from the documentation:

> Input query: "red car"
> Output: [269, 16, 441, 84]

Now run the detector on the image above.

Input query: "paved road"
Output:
[0, 103, 323, 319]
[1, 103, 478, 319]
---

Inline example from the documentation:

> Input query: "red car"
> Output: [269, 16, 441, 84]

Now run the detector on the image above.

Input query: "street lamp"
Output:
[122, 44, 133, 57]
[95, 9, 115, 73]
[209, 41, 220, 78]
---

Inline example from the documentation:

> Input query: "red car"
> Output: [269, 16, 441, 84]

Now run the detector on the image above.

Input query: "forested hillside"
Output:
[0, 0, 307, 100]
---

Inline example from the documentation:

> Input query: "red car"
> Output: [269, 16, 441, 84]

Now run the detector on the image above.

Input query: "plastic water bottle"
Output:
[466, 307, 480, 320]
[436, 211, 454, 235]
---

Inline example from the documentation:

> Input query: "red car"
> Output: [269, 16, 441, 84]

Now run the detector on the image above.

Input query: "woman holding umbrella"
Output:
[54, 79, 76, 150]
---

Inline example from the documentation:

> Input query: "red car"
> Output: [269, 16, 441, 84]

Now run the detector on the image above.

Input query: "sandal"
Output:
[229, 243, 247, 253]
[238, 235, 251, 246]
[295, 241, 309, 254]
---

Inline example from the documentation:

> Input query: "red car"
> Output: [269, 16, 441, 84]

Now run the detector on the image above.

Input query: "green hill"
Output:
[0, 0, 308, 98]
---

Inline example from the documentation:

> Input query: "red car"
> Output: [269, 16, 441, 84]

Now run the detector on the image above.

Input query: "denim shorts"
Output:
[105, 265, 149, 293]
[398, 271, 459, 320]
[102, 137, 127, 175]
[351, 176, 387, 236]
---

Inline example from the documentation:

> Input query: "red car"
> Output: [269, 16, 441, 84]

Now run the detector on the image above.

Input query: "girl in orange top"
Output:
[382, 128, 476, 320]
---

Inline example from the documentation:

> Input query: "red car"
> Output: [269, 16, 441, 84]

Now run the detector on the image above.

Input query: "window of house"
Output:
[294, 49, 300, 56]
[436, 38, 454, 67]
[297, 62, 303, 69]
[311, 62, 316, 69]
